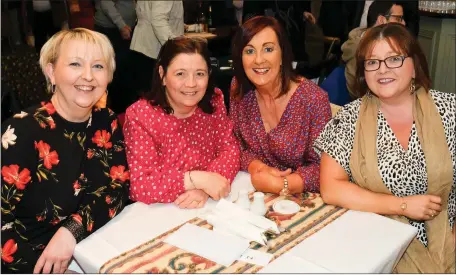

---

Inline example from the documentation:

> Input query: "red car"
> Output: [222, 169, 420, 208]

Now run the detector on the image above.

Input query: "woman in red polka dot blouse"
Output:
[123, 37, 240, 208]
[230, 16, 331, 196]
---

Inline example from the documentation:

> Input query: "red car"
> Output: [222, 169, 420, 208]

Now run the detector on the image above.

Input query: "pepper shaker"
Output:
[250, 192, 267, 216]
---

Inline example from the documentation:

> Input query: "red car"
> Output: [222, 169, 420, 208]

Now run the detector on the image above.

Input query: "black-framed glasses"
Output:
[384, 14, 404, 23]
[364, 55, 409, 71]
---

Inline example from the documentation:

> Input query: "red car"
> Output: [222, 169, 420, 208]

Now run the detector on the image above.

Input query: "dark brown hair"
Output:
[354, 23, 431, 98]
[144, 37, 215, 114]
[230, 16, 298, 100]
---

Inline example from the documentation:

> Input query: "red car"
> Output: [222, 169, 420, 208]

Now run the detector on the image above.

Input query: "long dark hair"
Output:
[354, 23, 431, 98]
[230, 16, 298, 101]
[144, 37, 215, 114]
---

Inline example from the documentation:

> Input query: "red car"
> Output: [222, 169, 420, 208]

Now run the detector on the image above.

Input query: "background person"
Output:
[342, 0, 406, 99]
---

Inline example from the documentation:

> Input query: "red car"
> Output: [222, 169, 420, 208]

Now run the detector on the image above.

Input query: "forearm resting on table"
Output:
[256, 172, 303, 194]
[183, 171, 196, 191]
[249, 165, 304, 195]
[183, 171, 225, 191]
[287, 173, 304, 194]
[321, 179, 402, 215]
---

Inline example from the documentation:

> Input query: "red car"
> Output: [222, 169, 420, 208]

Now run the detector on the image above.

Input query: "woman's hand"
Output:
[33, 227, 76, 274]
[175, 189, 209, 209]
[303, 11, 316, 24]
[192, 171, 230, 200]
[120, 25, 132, 40]
[401, 195, 442, 221]
[251, 170, 283, 193]
[250, 165, 292, 194]
[257, 165, 292, 178]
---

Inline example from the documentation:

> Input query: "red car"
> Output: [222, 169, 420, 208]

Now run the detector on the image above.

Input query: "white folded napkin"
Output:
[207, 212, 267, 245]
[206, 199, 280, 246]
[164, 223, 250, 267]
[216, 199, 279, 234]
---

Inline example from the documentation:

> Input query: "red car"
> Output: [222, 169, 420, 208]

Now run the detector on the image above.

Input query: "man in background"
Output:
[94, 0, 136, 113]
[341, 0, 406, 99]
[345, 0, 419, 37]
[22, 0, 68, 52]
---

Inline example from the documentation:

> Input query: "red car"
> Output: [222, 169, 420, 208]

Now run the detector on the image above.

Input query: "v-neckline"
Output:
[254, 82, 300, 135]
[379, 111, 414, 153]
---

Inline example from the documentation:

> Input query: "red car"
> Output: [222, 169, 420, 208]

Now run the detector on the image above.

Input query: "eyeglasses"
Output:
[384, 14, 404, 22]
[364, 55, 409, 71]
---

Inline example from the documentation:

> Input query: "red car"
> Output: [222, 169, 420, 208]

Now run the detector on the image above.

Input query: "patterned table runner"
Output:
[99, 193, 347, 273]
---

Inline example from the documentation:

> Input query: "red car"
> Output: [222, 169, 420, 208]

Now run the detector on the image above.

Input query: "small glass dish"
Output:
[272, 200, 300, 215]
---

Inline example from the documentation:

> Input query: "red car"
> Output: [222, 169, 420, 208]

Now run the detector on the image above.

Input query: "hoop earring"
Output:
[410, 78, 416, 93]
[51, 84, 56, 94]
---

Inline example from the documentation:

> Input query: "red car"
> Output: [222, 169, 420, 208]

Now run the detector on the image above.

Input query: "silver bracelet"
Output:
[189, 171, 196, 189]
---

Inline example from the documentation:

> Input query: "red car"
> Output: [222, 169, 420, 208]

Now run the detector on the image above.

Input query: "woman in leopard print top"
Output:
[314, 24, 455, 272]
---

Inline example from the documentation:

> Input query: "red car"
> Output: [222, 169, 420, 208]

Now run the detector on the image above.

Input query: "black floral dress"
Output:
[1, 101, 130, 273]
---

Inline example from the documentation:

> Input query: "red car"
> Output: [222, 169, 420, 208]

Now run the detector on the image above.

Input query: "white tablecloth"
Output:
[72, 172, 417, 273]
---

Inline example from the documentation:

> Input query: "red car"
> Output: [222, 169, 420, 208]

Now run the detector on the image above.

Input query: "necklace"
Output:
[86, 113, 92, 128]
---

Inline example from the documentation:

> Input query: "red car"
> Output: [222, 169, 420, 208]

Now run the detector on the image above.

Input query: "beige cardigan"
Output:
[341, 27, 365, 99]
[130, 1, 184, 59]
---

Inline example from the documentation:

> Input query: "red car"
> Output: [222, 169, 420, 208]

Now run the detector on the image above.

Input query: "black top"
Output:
[1, 102, 130, 273]
[242, 0, 311, 61]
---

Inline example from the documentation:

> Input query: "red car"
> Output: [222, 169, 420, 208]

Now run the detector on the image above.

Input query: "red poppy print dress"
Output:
[1, 102, 130, 273]
[123, 89, 240, 204]
[230, 78, 332, 192]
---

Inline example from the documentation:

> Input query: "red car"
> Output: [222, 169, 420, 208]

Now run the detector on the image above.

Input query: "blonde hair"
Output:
[39, 28, 116, 92]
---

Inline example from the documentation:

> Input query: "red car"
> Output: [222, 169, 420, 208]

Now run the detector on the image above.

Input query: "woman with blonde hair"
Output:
[315, 23, 455, 272]
[1, 28, 130, 273]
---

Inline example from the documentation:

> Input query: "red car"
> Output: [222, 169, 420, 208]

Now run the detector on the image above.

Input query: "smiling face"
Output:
[160, 53, 209, 116]
[46, 39, 109, 111]
[241, 27, 282, 89]
[364, 39, 415, 100]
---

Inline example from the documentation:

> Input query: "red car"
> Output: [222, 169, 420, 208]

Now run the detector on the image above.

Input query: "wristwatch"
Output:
[400, 199, 407, 211]
[279, 177, 290, 196]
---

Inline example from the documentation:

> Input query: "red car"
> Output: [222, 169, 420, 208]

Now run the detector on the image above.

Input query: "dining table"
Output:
[69, 171, 417, 273]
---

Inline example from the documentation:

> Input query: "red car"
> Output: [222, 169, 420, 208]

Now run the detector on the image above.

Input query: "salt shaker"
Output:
[236, 189, 250, 210]
[250, 192, 267, 216]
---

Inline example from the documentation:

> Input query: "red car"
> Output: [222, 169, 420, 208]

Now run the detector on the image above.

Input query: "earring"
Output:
[366, 88, 372, 97]
[410, 78, 416, 93]
[106, 90, 109, 96]
[51, 84, 56, 94]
